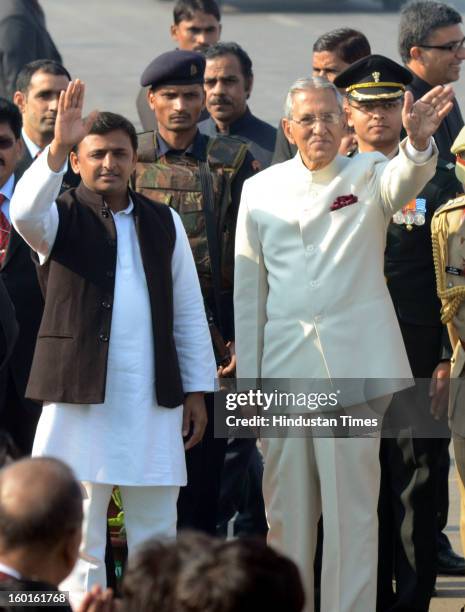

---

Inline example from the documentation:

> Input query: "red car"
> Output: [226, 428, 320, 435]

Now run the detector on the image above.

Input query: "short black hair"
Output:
[15, 60, 71, 94]
[204, 42, 253, 81]
[75, 112, 138, 153]
[313, 28, 371, 64]
[173, 0, 221, 24]
[0, 98, 22, 140]
[0, 457, 83, 550]
[399, 1, 462, 64]
[122, 532, 305, 612]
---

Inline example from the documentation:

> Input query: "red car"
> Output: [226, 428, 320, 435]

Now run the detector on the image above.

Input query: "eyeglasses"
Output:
[419, 37, 465, 53]
[349, 100, 402, 114]
[290, 112, 341, 127]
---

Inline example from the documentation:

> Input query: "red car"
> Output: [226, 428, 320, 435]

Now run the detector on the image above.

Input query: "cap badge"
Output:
[190, 64, 197, 76]
[372, 71, 381, 83]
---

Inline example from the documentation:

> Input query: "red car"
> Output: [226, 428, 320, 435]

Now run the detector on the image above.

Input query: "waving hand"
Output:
[403, 85, 454, 151]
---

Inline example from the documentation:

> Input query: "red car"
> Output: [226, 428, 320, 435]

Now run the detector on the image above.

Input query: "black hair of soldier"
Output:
[205, 42, 253, 86]
[399, 1, 462, 64]
[173, 0, 221, 25]
[72, 112, 138, 154]
[312, 29, 371, 65]
[15, 59, 72, 94]
[0, 98, 22, 140]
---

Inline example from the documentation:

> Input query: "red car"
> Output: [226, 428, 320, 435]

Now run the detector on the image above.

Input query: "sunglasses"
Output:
[0, 138, 16, 150]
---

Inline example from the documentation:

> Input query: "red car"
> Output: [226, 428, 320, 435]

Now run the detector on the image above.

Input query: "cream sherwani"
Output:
[234, 138, 437, 612]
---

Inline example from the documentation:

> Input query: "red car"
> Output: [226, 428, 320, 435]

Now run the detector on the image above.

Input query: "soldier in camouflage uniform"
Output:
[134, 49, 256, 535]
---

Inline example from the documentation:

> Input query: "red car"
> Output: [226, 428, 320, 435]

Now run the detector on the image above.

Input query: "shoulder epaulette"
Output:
[434, 194, 465, 216]
[207, 134, 249, 172]
[436, 158, 455, 171]
[137, 131, 157, 163]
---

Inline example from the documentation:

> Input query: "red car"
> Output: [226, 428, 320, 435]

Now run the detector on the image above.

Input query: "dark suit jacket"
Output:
[407, 73, 464, 164]
[0, 276, 17, 372]
[198, 107, 277, 170]
[0, 145, 79, 402]
[0, 0, 61, 100]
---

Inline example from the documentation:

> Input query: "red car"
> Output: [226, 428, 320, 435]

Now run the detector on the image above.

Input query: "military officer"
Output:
[335, 55, 461, 611]
[134, 50, 256, 535]
[432, 126, 465, 559]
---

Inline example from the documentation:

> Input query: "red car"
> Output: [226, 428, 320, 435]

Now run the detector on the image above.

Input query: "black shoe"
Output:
[437, 548, 465, 575]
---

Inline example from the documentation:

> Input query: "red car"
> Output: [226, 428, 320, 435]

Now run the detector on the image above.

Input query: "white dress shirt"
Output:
[21, 128, 41, 159]
[11, 149, 216, 486]
[0, 173, 16, 223]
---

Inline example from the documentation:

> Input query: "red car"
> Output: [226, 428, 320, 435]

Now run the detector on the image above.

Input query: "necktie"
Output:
[0, 195, 10, 265]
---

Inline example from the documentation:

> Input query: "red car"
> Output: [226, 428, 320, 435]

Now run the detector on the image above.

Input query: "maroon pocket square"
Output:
[330, 194, 358, 211]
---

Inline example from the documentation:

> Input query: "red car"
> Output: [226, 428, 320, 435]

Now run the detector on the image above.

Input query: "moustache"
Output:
[209, 96, 232, 106]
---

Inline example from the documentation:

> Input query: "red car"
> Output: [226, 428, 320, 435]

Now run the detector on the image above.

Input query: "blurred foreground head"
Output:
[0, 457, 83, 587]
[122, 531, 305, 612]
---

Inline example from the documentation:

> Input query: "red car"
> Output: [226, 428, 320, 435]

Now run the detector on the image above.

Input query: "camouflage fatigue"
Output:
[135, 131, 248, 299]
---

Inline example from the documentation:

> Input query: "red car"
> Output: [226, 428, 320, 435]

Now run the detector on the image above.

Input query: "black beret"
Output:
[140, 50, 205, 89]
[333, 54, 412, 102]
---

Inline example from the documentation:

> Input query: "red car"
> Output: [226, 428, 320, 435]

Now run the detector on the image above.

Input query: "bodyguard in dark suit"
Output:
[199, 42, 276, 171]
[0, 61, 75, 456]
[0, 99, 39, 456]
[399, 0, 465, 574]
[0, 0, 61, 100]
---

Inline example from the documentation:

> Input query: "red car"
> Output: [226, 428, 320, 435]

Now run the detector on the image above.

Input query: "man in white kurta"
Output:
[234, 77, 452, 612]
[10, 81, 216, 598]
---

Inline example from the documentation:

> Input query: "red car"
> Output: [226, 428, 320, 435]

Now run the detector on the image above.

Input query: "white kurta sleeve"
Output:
[375, 136, 438, 220]
[170, 209, 216, 393]
[233, 180, 268, 383]
[10, 145, 65, 262]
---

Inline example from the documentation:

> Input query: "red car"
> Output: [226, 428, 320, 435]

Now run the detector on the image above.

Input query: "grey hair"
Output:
[284, 77, 343, 119]
[399, 1, 462, 65]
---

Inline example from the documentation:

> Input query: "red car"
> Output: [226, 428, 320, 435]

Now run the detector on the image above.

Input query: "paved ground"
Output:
[41, 0, 465, 128]
[432, 453, 465, 611]
[40, 1, 465, 609]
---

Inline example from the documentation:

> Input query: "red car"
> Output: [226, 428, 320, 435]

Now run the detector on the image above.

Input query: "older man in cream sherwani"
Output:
[234, 76, 453, 612]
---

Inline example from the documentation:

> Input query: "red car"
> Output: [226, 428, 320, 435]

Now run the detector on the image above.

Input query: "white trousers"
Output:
[262, 435, 381, 612]
[62, 482, 179, 600]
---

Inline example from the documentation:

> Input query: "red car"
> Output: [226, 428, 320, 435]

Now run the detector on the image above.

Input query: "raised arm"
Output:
[376, 85, 454, 218]
[403, 84, 454, 151]
[10, 80, 97, 259]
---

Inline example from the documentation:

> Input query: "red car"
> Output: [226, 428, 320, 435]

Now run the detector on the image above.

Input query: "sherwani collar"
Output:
[291, 151, 346, 184]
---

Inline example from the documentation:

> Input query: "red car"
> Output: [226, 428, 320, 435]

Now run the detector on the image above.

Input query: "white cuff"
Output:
[406, 137, 433, 163]
[43, 144, 69, 175]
